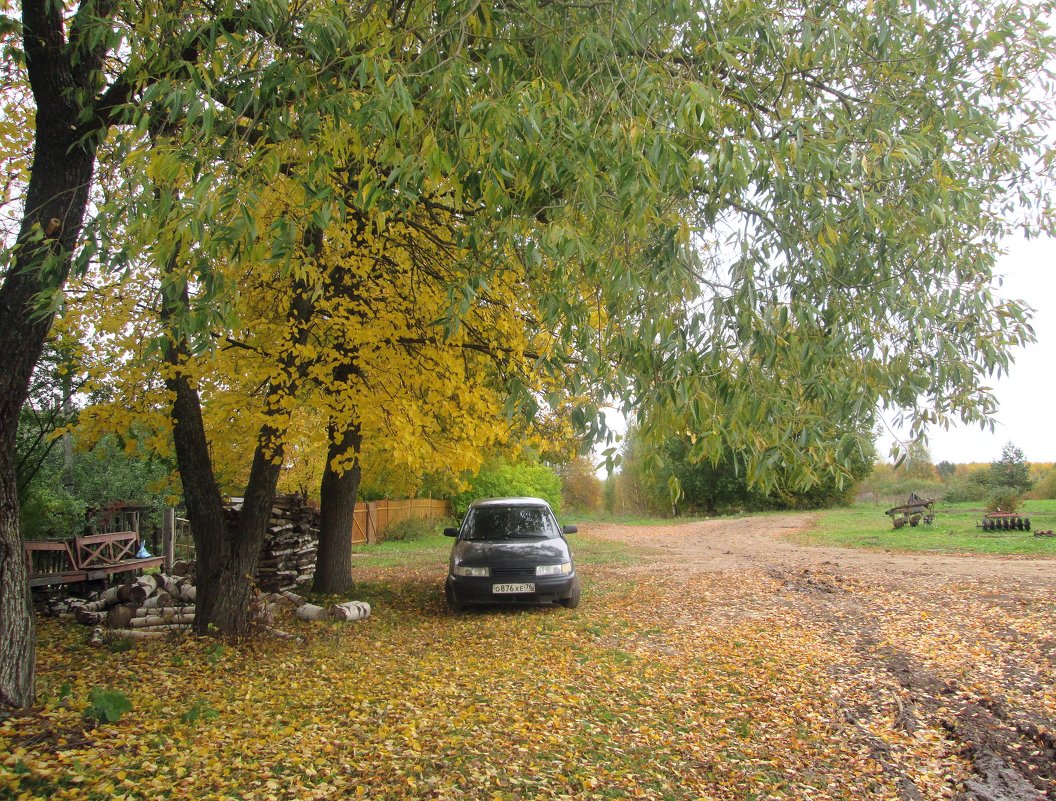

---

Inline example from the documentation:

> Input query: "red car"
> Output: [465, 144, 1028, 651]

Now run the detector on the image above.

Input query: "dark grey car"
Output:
[444, 497, 581, 612]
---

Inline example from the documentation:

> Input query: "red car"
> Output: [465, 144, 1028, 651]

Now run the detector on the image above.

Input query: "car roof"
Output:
[468, 497, 553, 510]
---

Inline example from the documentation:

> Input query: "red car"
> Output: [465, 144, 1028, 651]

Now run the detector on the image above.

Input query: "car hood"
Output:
[452, 538, 571, 567]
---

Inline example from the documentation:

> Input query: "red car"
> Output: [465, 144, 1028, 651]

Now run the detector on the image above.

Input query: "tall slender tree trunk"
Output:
[189, 427, 284, 635]
[0, 444, 35, 710]
[0, 103, 98, 710]
[314, 424, 362, 595]
[0, 0, 115, 709]
[163, 330, 286, 634]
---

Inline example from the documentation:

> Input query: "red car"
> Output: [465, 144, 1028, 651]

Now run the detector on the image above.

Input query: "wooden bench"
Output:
[25, 531, 165, 588]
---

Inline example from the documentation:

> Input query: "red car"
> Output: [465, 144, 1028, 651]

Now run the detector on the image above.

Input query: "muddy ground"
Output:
[583, 515, 1056, 801]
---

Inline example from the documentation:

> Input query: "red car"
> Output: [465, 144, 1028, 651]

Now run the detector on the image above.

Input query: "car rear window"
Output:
[461, 506, 561, 541]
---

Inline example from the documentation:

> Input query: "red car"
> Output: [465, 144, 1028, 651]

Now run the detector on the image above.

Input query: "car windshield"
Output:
[461, 506, 561, 541]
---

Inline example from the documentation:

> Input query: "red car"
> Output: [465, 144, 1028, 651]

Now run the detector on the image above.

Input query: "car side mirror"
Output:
[562, 525, 578, 535]
[443, 527, 458, 537]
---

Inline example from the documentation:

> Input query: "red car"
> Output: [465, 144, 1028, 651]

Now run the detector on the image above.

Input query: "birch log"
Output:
[331, 601, 371, 621]
[294, 603, 331, 621]
[129, 613, 195, 628]
[132, 606, 194, 619]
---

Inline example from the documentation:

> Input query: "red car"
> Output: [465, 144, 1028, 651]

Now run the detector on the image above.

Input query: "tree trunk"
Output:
[0, 0, 117, 709]
[159, 217, 316, 634]
[164, 355, 288, 637]
[0, 447, 35, 710]
[313, 424, 362, 594]
[0, 139, 96, 704]
[163, 345, 229, 630]
[196, 434, 283, 635]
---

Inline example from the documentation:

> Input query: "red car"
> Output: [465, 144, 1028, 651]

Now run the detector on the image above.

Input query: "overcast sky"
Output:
[879, 234, 1056, 465]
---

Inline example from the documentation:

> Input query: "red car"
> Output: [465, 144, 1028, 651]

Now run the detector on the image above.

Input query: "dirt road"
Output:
[584, 513, 1056, 585]
[581, 515, 1056, 801]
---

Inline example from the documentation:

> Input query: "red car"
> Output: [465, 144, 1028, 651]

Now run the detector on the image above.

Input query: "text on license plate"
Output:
[493, 583, 535, 594]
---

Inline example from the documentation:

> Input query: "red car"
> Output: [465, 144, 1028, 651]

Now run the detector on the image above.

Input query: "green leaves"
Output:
[83, 687, 132, 724]
[180, 700, 220, 725]
[47, 0, 1056, 501]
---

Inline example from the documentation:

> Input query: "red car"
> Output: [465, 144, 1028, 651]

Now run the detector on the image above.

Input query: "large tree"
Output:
[4, 0, 1055, 711]
[0, 0, 142, 711]
[0, 0, 313, 707]
[64, 188, 571, 602]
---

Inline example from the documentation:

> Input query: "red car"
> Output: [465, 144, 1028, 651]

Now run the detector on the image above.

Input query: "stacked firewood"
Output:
[61, 572, 198, 642]
[224, 494, 321, 593]
[45, 495, 370, 644]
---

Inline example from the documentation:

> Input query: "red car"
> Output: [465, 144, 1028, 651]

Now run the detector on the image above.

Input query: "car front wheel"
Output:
[445, 581, 465, 613]
[559, 577, 581, 609]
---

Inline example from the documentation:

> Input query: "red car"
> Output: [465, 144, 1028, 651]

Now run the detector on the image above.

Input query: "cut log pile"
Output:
[225, 493, 321, 593]
[49, 572, 200, 643]
[42, 494, 371, 644]
[52, 576, 371, 645]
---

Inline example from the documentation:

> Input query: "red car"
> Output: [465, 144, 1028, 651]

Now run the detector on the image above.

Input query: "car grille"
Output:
[489, 566, 538, 579]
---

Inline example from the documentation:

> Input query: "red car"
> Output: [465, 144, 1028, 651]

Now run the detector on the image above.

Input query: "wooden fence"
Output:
[353, 499, 451, 544]
[165, 499, 451, 557]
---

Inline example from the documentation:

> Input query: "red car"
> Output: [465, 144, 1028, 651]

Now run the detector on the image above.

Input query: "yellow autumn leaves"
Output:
[57, 161, 579, 496]
[0, 588, 872, 801]
[11, 537, 1049, 801]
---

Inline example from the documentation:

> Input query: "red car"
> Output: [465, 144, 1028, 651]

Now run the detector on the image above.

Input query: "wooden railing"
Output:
[25, 532, 164, 587]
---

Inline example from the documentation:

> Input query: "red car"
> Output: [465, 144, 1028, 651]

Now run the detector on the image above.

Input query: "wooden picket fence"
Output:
[164, 498, 451, 556]
[353, 499, 451, 544]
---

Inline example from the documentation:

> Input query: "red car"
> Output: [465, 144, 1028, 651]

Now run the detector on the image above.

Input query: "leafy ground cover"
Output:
[1, 579, 897, 801]
[3, 517, 1055, 800]
[798, 499, 1056, 556]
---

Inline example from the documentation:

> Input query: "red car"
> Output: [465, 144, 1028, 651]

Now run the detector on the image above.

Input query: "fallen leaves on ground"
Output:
[3, 546, 1055, 801]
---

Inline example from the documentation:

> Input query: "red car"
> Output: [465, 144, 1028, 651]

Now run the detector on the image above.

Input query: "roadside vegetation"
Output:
[799, 499, 1056, 557]
[859, 442, 1054, 507]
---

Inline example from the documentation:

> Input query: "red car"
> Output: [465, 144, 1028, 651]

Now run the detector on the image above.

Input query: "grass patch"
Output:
[352, 533, 450, 569]
[566, 511, 712, 527]
[352, 529, 641, 571]
[566, 534, 640, 565]
[798, 499, 1056, 556]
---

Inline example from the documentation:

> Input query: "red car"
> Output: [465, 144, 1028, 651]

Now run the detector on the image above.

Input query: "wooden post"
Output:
[162, 508, 176, 572]
[366, 502, 378, 545]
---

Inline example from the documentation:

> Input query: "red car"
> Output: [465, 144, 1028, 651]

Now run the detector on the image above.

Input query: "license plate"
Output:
[492, 583, 535, 594]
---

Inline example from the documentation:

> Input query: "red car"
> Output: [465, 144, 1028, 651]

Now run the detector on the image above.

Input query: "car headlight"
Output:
[453, 565, 490, 577]
[536, 562, 572, 576]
